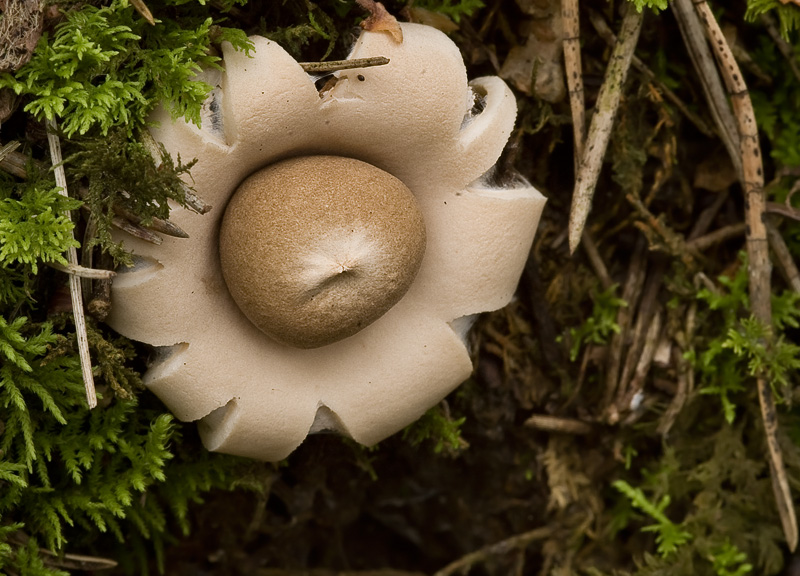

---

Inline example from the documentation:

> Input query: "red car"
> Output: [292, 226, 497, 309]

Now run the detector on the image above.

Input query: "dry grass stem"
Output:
[588, 8, 715, 138]
[759, 12, 800, 83]
[671, 0, 742, 181]
[620, 308, 662, 415]
[113, 204, 189, 238]
[111, 215, 164, 244]
[46, 118, 97, 409]
[685, 222, 747, 251]
[300, 56, 390, 73]
[766, 201, 800, 221]
[688, 190, 729, 240]
[694, 0, 796, 551]
[617, 264, 665, 408]
[766, 220, 800, 293]
[47, 262, 116, 280]
[604, 237, 647, 420]
[433, 526, 556, 576]
[524, 414, 593, 435]
[581, 230, 612, 290]
[568, 4, 643, 254]
[562, 0, 585, 175]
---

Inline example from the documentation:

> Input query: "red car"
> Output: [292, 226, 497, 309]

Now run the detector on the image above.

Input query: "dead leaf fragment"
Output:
[500, 12, 565, 102]
[779, 0, 800, 5]
[356, 0, 403, 43]
[0, 0, 44, 72]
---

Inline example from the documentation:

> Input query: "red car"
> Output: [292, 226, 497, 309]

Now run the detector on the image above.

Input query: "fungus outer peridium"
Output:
[219, 155, 427, 348]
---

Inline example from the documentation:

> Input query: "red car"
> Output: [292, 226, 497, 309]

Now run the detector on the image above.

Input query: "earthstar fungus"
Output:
[108, 23, 547, 461]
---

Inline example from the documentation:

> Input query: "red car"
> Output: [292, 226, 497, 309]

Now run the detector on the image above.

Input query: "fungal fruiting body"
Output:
[107, 23, 547, 461]
[219, 156, 426, 349]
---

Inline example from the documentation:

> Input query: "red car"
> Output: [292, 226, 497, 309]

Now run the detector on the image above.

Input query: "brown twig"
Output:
[562, 0, 585, 176]
[433, 526, 556, 576]
[759, 12, 800, 84]
[766, 201, 800, 222]
[582, 230, 613, 291]
[616, 262, 666, 409]
[47, 261, 115, 280]
[671, 0, 743, 181]
[766, 220, 800, 293]
[604, 237, 647, 422]
[588, 9, 716, 138]
[688, 190, 729, 240]
[685, 222, 747, 251]
[524, 414, 593, 435]
[568, 3, 643, 254]
[657, 326, 694, 437]
[693, 0, 796, 552]
[46, 118, 96, 409]
[300, 56, 390, 73]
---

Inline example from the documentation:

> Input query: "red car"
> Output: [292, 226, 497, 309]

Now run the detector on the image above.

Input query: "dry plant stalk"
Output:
[766, 220, 800, 293]
[759, 13, 800, 83]
[300, 56, 390, 73]
[568, 4, 643, 254]
[524, 414, 593, 435]
[588, 8, 715, 138]
[562, 0, 585, 174]
[46, 118, 97, 409]
[433, 526, 555, 576]
[604, 238, 647, 420]
[671, 0, 742, 180]
[693, 0, 797, 552]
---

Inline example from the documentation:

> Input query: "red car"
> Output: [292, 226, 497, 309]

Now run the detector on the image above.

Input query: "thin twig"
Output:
[766, 201, 800, 222]
[47, 262, 116, 280]
[524, 414, 593, 435]
[685, 222, 747, 251]
[568, 4, 643, 254]
[581, 230, 613, 291]
[113, 204, 189, 238]
[688, 190, 729, 240]
[671, 0, 742, 182]
[433, 527, 556, 576]
[694, 0, 796, 552]
[619, 309, 662, 417]
[562, 0, 585, 175]
[299, 56, 390, 73]
[759, 13, 800, 84]
[766, 220, 800, 293]
[46, 118, 97, 409]
[604, 237, 647, 422]
[616, 263, 666, 408]
[588, 9, 716, 138]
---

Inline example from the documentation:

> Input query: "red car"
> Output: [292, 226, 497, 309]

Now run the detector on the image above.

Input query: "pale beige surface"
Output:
[107, 23, 547, 461]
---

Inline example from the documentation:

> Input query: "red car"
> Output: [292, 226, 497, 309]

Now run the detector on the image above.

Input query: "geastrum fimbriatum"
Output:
[107, 23, 547, 461]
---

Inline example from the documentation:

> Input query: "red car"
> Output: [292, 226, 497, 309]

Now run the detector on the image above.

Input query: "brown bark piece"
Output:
[356, 0, 403, 43]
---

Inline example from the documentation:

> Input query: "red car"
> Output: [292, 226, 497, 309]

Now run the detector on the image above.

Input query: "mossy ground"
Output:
[1, 0, 800, 574]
